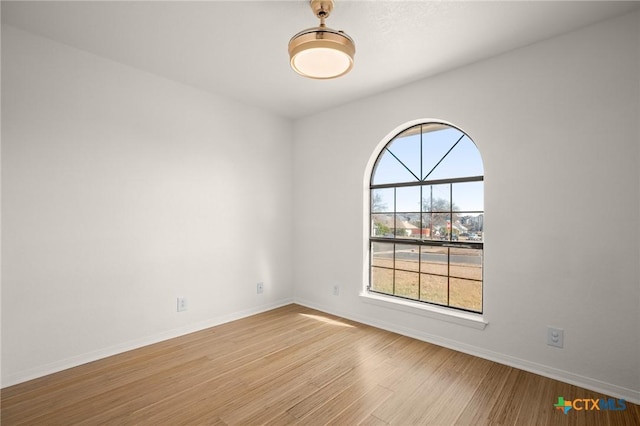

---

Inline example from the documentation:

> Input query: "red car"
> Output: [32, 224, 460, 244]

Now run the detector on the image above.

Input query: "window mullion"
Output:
[447, 246, 451, 306]
[393, 188, 397, 295]
[418, 185, 423, 300]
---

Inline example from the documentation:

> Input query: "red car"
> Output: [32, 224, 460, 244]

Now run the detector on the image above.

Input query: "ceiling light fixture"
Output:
[288, 0, 355, 79]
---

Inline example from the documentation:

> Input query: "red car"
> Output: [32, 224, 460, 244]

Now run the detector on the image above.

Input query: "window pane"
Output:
[371, 267, 393, 294]
[396, 186, 420, 212]
[452, 181, 483, 212]
[449, 278, 482, 312]
[450, 248, 483, 281]
[458, 216, 483, 240]
[420, 246, 448, 276]
[426, 137, 484, 181]
[395, 244, 419, 272]
[420, 213, 432, 240]
[371, 188, 393, 213]
[422, 184, 451, 240]
[422, 184, 450, 212]
[394, 213, 420, 239]
[371, 242, 394, 268]
[371, 214, 394, 238]
[372, 149, 419, 185]
[386, 131, 421, 181]
[422, 127, 463, 180]
[423, 213, 451, 241]
[420, 274, 448, 305]
[394, 270, 419, 300]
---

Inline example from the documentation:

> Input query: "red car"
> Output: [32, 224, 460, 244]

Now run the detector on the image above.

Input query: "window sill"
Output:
[359, 291, 488, 330]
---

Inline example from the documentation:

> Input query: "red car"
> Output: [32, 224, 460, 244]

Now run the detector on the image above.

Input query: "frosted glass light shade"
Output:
[288, 27, 355, 79]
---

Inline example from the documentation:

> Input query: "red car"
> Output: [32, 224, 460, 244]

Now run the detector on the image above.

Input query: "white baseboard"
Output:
[293, 297, 640, 405]
[1, 298, 294, 388]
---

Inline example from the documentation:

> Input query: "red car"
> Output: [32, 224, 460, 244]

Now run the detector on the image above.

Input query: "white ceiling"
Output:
[2, 1, 638, 119]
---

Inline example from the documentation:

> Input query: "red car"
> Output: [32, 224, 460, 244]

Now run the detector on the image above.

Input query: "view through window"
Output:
[369, 122, 484, 313]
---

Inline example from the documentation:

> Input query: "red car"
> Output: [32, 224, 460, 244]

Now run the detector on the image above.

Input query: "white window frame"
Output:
[361, 119, 487, 329]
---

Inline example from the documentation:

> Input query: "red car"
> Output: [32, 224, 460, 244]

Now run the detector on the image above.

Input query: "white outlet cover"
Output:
[177, 297, 187, 312]
[547, 327, 564, 348]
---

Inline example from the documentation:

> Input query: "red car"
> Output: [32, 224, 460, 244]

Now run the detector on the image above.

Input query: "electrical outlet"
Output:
[177, 297, 187, 312]
[547, 327, 564, 348]
[257, 282, 264, 294]
[332, 285, 340, 296]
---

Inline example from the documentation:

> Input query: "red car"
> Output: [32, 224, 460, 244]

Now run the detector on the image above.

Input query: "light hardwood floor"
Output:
[2, 304, 638, 425]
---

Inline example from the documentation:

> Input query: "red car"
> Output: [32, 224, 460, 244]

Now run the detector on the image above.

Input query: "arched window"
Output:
[369, 122, 484, 313]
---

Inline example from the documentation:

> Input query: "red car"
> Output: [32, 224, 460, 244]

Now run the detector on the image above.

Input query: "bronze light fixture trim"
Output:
[288, 0, 355, 79]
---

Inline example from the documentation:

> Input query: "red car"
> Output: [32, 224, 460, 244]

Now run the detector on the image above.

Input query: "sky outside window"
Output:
[372, 126, 484, 217]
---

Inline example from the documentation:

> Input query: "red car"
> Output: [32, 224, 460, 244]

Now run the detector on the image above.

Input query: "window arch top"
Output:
[371, 123, 483, 186]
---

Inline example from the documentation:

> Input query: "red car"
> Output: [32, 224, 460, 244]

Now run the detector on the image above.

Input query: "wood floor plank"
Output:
[287, 358, 394, 420]
[325, 385, 394, 426]
[264, 411, 300, 426]
[416, 355, 494, 425]
[359, 413, 390, 426]
[371, 346, 456, 423]
[2, 304, 638, 426]
[454, 362, 513, 424]
[293, 358, 398, 424]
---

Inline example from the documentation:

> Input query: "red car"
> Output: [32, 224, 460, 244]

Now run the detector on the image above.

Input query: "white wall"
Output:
[293, 11, 640, 402]
[1, 26, 293, 386]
